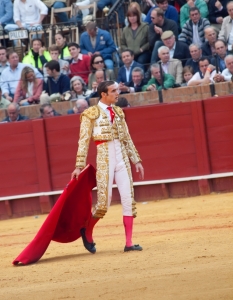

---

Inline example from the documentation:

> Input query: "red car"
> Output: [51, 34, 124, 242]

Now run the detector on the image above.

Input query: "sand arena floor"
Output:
[0, 192, 232, 300]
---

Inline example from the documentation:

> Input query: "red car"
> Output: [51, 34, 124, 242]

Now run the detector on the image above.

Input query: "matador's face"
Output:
[103, 83, 119, 105]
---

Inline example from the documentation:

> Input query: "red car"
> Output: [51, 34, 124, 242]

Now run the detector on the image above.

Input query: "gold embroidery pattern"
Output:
[75, 115, 94, 169]
[93, 142, 109, 218]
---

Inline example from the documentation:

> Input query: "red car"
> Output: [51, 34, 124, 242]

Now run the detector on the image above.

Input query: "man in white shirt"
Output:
[188, 57, 216, 86]
[222, 55, 233, 81]
[5, 0, 48, 42]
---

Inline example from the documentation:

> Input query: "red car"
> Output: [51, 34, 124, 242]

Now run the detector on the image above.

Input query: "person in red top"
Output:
[68, 42, 91, 84]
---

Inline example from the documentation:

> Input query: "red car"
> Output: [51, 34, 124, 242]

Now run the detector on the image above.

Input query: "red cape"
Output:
[13, 164, 96, 265]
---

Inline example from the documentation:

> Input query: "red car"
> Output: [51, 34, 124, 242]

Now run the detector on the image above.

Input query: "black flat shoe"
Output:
[80, 228, 96, 254]
[124, 244, 143, 252]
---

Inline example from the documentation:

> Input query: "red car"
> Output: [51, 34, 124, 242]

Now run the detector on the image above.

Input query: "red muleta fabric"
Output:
[12, 164, 96, 265]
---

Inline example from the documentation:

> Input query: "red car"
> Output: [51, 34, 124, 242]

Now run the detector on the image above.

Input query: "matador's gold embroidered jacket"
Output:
[75, 105, 142, 169]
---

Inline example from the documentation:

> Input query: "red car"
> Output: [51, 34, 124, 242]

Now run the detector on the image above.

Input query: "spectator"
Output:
[67, 99, 89, 114]
[0, 0, 14, 33]
[115, 97, 131, 107]
[5, 0, 48, 42]
[211, 40, 228, 72]
[180, 0, 208, 28]
[151, 30, 191, 65]
[218, 2, 233, 51]
[70, 76, 91, 101]
[2, 103, 29, 122]
[148, 8, 179, 54]
[117, 49, 144, 83]
[125, 2, 146, 26]
[22, 39, 50, 71]
[119, 67, 147, 94]
[0, 87, 11, 109]
[88, 54, 115, 89]
[42, 60, 70, 100]
[144, 0, 179, 24]
[43, 44, 69, 81]
[0, 46, 9, 78]
[158, 46, 183, 84]
[13, 66, 43, 106]
[142, 63, 175, 91]
[68, 42, 91, 84]
[87, 70, 106, 100]
[121, 6, 150, 65]
[55, 32, 71, 60]
[179, 7, 210, 47]
[181, 66, 194, 86]
[188, 57, 216, 85]
[222, 55, 233, 81]
[42, 0, 68, 24]
[185, 44, 203, 73]
[0, 51, 43, 102]
[40, 103, 61, 118]
[208, 0, 228, 29]
[201, 27, 217, 56]
[80, 21, 116, 70]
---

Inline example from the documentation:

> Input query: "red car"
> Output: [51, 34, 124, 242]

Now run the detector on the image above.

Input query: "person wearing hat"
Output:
[151, 30, 191, 65]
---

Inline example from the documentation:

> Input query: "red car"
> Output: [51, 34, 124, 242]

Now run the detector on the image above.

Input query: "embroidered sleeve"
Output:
[75, 115, 94, 169]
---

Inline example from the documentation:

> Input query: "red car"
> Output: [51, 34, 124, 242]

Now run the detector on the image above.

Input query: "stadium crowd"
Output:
[0, 0, 233, 122]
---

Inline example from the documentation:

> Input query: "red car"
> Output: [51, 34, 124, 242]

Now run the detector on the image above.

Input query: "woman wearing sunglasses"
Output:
[88, 54, 115, 89]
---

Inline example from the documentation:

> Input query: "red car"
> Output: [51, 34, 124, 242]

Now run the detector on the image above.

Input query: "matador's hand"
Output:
[71, 168, 82, 180]
[135, 162, 144, 180]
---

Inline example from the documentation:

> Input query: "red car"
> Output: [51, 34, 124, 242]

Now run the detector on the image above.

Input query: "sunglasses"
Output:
[94, 60, 104, 64]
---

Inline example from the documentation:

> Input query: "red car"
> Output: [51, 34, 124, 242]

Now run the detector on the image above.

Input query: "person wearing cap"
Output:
[151, 30, 191, 65]
[71, 80, 144, 254]
[148, 8, 178, 52]
[179, 7, 210, 47]
[68, 42, 91, 84]
[142, 63, 175, 91]
[158, 46, 183, 85]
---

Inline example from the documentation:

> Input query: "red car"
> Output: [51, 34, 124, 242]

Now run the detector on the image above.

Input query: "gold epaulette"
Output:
[113, 105, 125, 118]
[81, 105, 100, 120]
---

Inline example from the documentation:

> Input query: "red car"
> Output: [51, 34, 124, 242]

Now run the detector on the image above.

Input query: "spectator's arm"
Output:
[199, 1, 208, 19]
[80, 34, 89, 54]
[142, 78, 155, 91]
[43, 80, 49, 94]
[218, 18, 228, 42]
[13, 81, 22, 103]
[178, 23, 188, 43]
[33, 67, 43, 79]
[162, 74, 175, 89]
[222, 69, 232, 81]
[180, 6, 187, 28]
[35, 0, 48, 18]
[0, 71, 10, 96]
[13, 2, 21, 24]
[40, 55, 49, 66]
[0, 0, 13, 24]
[148, 24, 156, 49]
[203, 18, 211, 29]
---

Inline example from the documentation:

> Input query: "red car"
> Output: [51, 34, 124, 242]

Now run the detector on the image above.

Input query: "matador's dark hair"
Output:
[97, 80, 115, 97]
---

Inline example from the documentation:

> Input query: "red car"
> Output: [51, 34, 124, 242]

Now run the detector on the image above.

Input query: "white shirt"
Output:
[162, 62, 169, 73]
[98, 101, 112, 122]
[13, 0, 48, 24]
[169, 42, 176, 58]
[192, 23, 202, 47]
[26, 81, 34, 97]
[188, 70, 216, 85]
[222, 68, 232, 81]
[124, 61, 134, 82]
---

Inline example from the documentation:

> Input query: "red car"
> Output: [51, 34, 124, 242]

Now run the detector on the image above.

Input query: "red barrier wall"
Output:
[0, 97, 233, 219]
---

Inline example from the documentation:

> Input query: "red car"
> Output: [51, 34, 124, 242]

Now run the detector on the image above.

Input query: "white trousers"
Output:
[93, 140, 136, 218]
